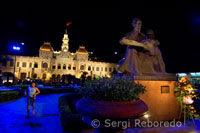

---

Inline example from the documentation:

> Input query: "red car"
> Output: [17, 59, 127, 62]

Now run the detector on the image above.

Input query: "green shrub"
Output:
[58, 93, 93, 132]
[0, 91, 20, 102]
[79, 77, 146, 102]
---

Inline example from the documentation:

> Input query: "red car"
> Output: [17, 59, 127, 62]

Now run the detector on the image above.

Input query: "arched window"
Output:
[80, 65, 85, 70]
[57, 64, 61, 69]
[52, 65, 56, 69]
[68, 64, 71, 70]
[73, 66, 76, 70]
[63, 64, 66, 69]
[34, 62, 38, 68]
[88, 66, 91, 71]
[42, 63, 48, 68]
[105, 67, 107, 72]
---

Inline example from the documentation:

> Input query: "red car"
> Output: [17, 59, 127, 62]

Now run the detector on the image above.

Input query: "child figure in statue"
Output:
[141, 29, 166, 73]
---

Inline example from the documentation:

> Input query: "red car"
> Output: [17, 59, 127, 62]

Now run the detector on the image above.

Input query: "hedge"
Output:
[0, 91, 20, 102]
[58, 93, 93, 132]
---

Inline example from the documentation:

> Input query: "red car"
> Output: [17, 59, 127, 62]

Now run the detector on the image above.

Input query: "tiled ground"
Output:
[0, 94, 66, 133]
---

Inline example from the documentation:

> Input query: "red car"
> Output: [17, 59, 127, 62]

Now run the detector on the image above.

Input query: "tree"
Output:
[80, 71, 88, 84]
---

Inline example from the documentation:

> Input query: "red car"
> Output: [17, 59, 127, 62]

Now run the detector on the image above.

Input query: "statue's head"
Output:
[132, 18, 142, 32]
[146, 29, 155, 39]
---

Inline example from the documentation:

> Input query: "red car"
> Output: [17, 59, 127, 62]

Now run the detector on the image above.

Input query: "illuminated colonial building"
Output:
[0, 29, 117, 81]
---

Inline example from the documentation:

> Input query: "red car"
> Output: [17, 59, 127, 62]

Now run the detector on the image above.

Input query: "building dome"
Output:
[40, 42, 54, 51]
[76, 46, 88, 54]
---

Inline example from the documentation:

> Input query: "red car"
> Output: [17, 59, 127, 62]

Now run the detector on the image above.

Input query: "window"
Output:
[58, 64, 61, 69]
[80, 65, 85, 70]
[52, 65, 56, 69]
[92, 67, 95, 71]
[34, 62, 38, 68]
[101, 67, 103, 71]
[17, 62, 20, 67]
[88, 66, 91, 71]
[29, 63, 32, 68]
[63, 64, 66, 69]
[10, 61, 14, 67]
[105, 67, 107, 72]
[42, 63, 48, 68]
[22, 62, 27, 67]
[109, 67, 112, 72]
[96, 67, 99, 71]
[68, 64, 71, 70]
[73, 66, 76, 70]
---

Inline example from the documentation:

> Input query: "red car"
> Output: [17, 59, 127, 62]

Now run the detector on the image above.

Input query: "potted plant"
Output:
[76, 77, 148, 132]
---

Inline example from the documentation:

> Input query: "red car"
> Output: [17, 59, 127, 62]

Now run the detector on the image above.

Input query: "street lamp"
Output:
[12, 45, 21, 84]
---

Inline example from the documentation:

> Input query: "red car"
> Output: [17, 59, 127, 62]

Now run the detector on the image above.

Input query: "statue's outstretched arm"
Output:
[119, 37, 127, 45]
[120, 38, 148, 49]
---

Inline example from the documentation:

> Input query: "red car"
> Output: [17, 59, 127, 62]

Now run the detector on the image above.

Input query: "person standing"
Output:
[25, 82, 40, 119]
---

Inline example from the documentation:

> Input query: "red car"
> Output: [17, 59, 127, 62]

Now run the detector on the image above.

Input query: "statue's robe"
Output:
[118, 32, 145, 75]
[118, 32, 166, 75]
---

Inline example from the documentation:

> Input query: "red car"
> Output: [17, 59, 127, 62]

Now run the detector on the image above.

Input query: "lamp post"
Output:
[12, 45, 21, 84]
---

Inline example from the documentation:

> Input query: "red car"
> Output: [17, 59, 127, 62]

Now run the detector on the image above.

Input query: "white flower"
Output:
[183, 96, 194, 104]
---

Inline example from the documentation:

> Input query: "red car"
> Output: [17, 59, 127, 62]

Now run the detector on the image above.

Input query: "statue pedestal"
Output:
[134, 73, 180, 121]
[134, 73, 177, 81]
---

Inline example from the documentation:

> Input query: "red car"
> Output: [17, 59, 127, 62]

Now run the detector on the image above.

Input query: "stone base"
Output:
[135, 73, 177, 81]
[134, 74, 181, 121]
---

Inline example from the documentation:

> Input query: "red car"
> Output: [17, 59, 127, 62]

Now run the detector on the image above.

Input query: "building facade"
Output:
[0, 29, 117, 81]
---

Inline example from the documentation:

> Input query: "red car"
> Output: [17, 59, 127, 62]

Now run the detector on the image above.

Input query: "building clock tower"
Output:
[61, 29, 69, 52]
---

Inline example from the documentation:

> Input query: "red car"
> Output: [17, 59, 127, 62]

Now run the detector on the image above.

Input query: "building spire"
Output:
[62, 30, 69, 52]
[61, 22, 72, 52]
[65, 28, 68, 34]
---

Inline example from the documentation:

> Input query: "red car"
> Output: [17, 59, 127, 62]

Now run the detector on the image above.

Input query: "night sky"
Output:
[1, 2, 200, 73]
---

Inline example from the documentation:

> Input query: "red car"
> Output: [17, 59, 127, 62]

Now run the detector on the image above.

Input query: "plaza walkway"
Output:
[0, 93, 66, 133]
